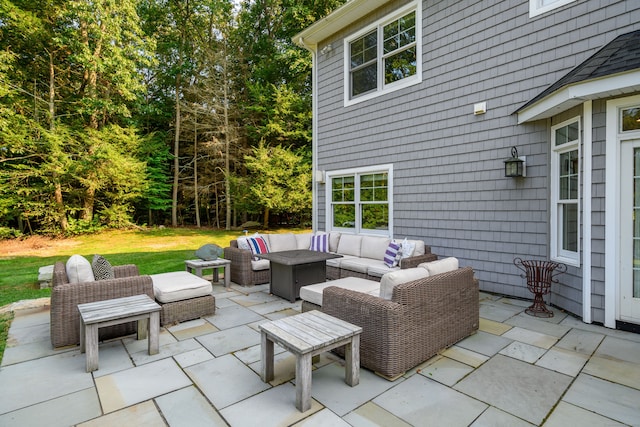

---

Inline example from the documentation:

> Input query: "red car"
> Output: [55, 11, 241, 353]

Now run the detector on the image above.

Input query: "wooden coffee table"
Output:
[259, 310, 362, 412]
[256, 250, 341, 302]
[185, 258, 231, 289]
[78, 294, 161, 372]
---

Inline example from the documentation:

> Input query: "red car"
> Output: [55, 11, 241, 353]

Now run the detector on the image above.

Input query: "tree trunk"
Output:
[223, 52, 231, 231]
[263, 208, 269, 229]
[49, 51, 68, 231]
[194, 114, 200, 227]
[172, 71, 181, 227]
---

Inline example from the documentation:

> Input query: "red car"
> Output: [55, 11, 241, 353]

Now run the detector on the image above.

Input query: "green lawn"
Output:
[0, 227, 308, 362]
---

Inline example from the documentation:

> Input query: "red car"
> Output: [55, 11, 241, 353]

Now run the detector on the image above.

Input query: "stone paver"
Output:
[1, 287, 639, 427]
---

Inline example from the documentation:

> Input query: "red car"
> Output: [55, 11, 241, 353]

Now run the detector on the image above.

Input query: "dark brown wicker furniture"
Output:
[302, 267, 479, 380]
[50, 261, 154, 348]
[224, 240, 271, 287]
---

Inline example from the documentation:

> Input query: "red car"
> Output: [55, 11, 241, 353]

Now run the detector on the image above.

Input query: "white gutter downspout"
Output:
[582, 100, 592, 324]
[297, 37, 320, 232]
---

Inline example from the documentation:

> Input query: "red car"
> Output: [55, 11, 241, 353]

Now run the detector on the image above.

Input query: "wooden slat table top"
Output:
[185, 258, 231, 267]
[259, 310, 362, 354]
[78, 294, 161, 325]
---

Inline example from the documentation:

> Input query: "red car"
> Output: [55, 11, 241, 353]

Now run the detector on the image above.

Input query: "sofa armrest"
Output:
[224, 245, 256, 286]
[113, 264, 140, 278]
[399, 252, 437, 269]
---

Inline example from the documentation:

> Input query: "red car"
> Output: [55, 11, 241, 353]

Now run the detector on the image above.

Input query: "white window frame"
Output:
[550, 117, 581, 266]
[529, 0, 577, 18]
[343, 1, 422, 107]
[325, 164, 393, 237]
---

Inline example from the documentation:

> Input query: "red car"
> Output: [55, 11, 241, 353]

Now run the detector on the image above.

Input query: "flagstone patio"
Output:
[1, 282, 639, 426]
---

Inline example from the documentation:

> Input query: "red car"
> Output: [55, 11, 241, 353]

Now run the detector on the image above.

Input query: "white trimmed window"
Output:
[326, 165, 393, 236]
[550, 118, 580, 266]
[529, 0, 577, 17]
[344, 1, 421, 106]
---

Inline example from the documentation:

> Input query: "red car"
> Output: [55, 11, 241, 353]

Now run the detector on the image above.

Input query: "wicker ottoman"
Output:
[150, 271, 216, 325]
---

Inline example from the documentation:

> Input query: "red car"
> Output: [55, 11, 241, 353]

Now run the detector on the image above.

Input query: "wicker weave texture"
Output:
[50, 261, 154, 348]
[224, 242, 270, 286]
[320, 267, 479, 379]
[159, 295, 215, 325]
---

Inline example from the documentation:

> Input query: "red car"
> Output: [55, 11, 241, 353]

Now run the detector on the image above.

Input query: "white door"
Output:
[620, 138, 640, 323]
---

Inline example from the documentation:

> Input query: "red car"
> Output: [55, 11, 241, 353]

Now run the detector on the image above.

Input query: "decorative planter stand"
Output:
[514, 258, 567, 318]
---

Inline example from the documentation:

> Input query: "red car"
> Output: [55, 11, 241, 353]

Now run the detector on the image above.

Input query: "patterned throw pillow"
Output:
[400, 238, 416, 259]
[247, 236, 269, 260]
[383, 241, 402, 267]
[309, 233, 329, 252]
[91, 254, 114, 280]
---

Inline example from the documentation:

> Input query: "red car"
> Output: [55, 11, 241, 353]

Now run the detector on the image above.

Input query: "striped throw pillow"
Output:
[248, 236, 269, 260]
[383, 241, 402, 268]
[309, 233, 328, 252]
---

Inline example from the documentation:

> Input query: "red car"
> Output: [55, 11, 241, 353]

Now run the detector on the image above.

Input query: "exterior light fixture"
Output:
[504, 146, 526, 178]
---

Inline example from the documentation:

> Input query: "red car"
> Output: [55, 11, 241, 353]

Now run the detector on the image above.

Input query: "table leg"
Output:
[80, 320, 86, 353]
[224, 264, 230, 289]
[149, 311, 159, 355]
[85, 324, 99, 372]
[345, 335, 360, 386]
[213, 267, 220, 284]
[296, 353, 312, 412]
[137, 318, 149, 340]
[261, 332, 274, 382]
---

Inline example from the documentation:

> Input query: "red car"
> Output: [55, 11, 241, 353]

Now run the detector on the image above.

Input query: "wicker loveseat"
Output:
[224, 232, 437, 287]
[302, 266, 479, 379]
[50, 261, 154, 348]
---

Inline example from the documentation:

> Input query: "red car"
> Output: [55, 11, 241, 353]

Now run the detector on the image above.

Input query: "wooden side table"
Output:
[185, 258, 231, 289]
[78, 294, 161, 372]
[259, 310, 362, 412]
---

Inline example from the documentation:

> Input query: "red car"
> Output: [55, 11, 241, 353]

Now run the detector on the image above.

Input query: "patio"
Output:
[1, 282, 639, 426]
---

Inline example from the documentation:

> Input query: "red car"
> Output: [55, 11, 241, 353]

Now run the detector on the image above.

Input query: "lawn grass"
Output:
[0, 226, 308, 362]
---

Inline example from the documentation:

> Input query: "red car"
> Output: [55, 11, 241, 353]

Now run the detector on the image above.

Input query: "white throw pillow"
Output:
[237, 236, 250, 250]
[379, 267, 430, 300]
[419, 257, 459, 276]
[66, 255, 95, 283]
[400, 238, 416, 258]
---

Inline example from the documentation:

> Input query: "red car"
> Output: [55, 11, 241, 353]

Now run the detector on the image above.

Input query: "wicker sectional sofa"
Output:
[300, 260, 479, 379]
[223, 232, 437, 287]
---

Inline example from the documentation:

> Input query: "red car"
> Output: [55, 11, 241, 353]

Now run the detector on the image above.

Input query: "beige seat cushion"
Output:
[151, 271, 212, 303]
[251, 259, 270, 271]
[300, 277, 380, 306]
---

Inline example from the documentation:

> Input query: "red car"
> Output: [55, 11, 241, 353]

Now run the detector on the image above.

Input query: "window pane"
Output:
[562, 203, 578, 252]
[383, 11, 415, 54]
[560, 152, 570, 175]
[555, 126, 568, 146]
[568, 121, 579, 141]
[333, 204, 355, 228]
[384, 46, 417, 84]
[622, 107, 640, 132]
[352, 63, 377, 96]
[362, 204, 388, 230]
[360, 173, 388, 202]
[560, 176, 569, 199]
[350, 30, 377, 68]
[332, 177, 354, 202]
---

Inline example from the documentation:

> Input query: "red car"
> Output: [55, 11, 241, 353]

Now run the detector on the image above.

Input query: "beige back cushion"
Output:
[336, 234, 362, 257]
[379, 267, 430, 300]
[329, 231, 341, 252]
[295, 233, 313, 249]
[360, 236, 391, 260]
[66, 255, 95, 283]
[411, 240, 425, 256]
[419, 257, 459, 276]
[266, 233, 297, 252]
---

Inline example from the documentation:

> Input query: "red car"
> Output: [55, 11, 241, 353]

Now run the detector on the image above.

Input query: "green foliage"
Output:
[244, 143, 312, 218]
[0, 227, 23, 239]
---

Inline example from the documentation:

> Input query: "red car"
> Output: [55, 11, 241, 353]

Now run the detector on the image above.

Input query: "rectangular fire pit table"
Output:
[78, 294, 161, 372]
[256, 249, 341, 302]
[259, 310, 362, 412]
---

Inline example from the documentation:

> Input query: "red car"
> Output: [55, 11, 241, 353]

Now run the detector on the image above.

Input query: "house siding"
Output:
[313, 0, 640, 318]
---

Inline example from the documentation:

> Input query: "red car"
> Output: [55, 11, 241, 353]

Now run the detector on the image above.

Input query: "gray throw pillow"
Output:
[92, 254, 114, 280]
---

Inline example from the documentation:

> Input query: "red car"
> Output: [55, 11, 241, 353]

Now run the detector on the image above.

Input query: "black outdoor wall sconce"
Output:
[504, 146, 526, 177]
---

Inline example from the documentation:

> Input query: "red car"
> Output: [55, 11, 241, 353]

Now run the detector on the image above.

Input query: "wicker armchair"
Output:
[318, 266, 479, 379]
[50, 261, 154, 348]
[224, 240, 270, 286]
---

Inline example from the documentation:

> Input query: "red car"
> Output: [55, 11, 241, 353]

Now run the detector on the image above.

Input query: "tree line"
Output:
[0, 0, 344, 237]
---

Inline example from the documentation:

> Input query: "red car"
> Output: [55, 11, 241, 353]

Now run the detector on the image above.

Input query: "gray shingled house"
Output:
[294, 0, 640, 331]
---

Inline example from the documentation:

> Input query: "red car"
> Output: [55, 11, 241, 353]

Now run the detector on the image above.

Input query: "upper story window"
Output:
[529, 0, 577, 17]
[550, 118, 581, 266]
[344, 2, 421, 106]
